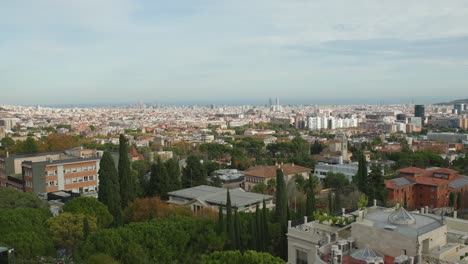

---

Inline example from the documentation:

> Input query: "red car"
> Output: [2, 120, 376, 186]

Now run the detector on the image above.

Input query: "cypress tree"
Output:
[217, 206, 224, 235]
[275, 168, 288, 260]
[150, 158, 169, 199]
[354, 152, 368, 195]
[249, 216, 257, 250]
[234, 209, 242, 251]
[225, 189, 234, 249]
[275, 169, 287, 224]
[328, 191, 333, 214]
[98, 151, 121, 225]
[182, 155, 207, 188]
[403, 192, 408, 209]
[165, 158, 181, 192]
[118, 134, 135, 209]
[148, 163, 159, 196]
[449, 192, 455, 207]
[262, 199, 270, 251]
[305, 182, 316, 217]
[255, 204, 263, 251]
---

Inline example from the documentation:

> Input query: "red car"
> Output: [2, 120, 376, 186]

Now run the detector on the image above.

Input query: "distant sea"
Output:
[19, 95, 462, 108]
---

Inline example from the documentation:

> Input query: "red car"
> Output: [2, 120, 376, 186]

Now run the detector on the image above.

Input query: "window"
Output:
[48, 181, 54, 187]
[65, 178, 71, 184]
[72, 178, 77, 183]
[296, 250, 308, 264]
[78, 177, 83, 182]
[65, 168, 71, 173]
[72, 168, 77, 173]
[84, 176, 88, 182]
[89, 175, 94, 181]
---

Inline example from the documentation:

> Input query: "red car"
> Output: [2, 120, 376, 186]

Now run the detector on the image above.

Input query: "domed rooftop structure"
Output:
[351, 246, 384, 262]
[388, 207, 416, 225]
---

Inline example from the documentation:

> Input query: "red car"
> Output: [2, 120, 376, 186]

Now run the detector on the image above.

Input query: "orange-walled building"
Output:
[22, 157, 100, 196]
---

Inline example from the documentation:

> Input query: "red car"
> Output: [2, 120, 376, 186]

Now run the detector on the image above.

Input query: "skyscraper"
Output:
[414, 105, 425, 126]
[454, 104, 465, 115]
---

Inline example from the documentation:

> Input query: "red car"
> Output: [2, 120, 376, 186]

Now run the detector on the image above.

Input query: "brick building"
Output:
[385, 167, 468, 210]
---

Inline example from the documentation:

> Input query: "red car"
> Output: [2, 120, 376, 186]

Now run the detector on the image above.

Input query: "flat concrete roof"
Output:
[360, 208, 444, 238]
[168, 185, 272, 208]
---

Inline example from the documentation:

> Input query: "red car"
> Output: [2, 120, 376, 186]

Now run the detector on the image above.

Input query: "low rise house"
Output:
[167, 185, 273, 213]
[244, 163, 312, 192]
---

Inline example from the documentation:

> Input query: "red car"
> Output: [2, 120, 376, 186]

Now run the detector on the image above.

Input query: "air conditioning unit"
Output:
[394, 255, 412, 264]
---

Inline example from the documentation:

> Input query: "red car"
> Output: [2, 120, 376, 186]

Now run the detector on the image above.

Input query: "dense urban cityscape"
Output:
[1, 99, 468, 263]
[2, 1, 468, 264]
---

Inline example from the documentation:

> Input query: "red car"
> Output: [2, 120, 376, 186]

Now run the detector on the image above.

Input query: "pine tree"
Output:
[118, 134, 135, 209]
[98, 151, 121, 225]
[217, 206, 224, 235]
[262, 199, 270, 251]
[83, 216, 90, 240]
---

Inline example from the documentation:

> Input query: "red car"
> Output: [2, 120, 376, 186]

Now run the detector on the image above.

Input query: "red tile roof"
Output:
[431, 168, 458, 175]
[397, 167, 427, 175]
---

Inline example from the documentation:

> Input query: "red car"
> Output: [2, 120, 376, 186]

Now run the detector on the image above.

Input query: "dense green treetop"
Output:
[63, 196, 113, 228]
[0, 187, 49, 210]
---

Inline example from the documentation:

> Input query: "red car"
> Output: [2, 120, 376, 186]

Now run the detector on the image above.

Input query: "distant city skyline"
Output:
[1, 1, 468, 105]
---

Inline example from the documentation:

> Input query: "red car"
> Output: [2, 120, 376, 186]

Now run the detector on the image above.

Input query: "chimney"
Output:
[454, 211, 458, 219]
[292, 162, 295, 167]
[6, 151, 9, 158]
[421, 207, 425, 214]
[342, 208, 345, 216]
[288, 220, 292, 229]
[425, 206, 429, 214]
[373, 199, 377, 207]
[304, 216, 308, 224]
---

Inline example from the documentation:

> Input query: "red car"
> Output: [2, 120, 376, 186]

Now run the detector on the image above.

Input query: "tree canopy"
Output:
[0, 188, 49, 210]
[63, 196, 113, 228]
[201, 250, 284, 264]
[0, 208, 55, 260]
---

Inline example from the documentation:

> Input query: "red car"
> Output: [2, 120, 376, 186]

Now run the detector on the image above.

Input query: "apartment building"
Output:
[0, 152, 65, 187]
[385, 167, 468, 210]
[22, 157, 100, 195]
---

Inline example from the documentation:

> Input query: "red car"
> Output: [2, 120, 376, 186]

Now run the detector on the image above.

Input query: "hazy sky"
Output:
[1, 0, 468, 105]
